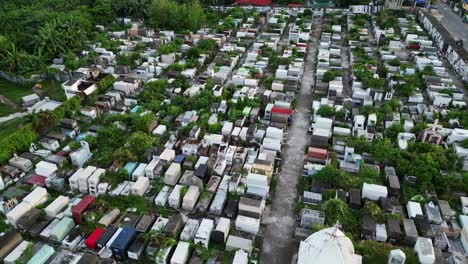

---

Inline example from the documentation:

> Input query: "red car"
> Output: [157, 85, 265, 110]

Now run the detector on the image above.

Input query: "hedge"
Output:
[0, 124, 38, 164]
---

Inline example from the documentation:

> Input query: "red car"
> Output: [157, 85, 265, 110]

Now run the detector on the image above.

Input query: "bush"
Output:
[388, 58, 401, 67]
[322, 199, 359, 236]
[0, 124, 37, 164]
[355, 240, 419, 264]
[317, 105, 336, 117]
[323, 71, 336, 82]
[96, 74, 116, 94]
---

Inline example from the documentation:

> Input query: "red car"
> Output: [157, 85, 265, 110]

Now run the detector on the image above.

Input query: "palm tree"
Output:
[34, 20, 67, 58]
[3, 44, 23, 75]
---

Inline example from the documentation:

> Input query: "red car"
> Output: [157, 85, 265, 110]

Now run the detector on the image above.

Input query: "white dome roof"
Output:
[297, 226, 362, 264]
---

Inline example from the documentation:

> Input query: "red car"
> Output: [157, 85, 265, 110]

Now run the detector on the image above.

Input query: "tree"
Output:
[385, 123, 404, 142]
[34, 14, 91, 59]
[377, 65, 388, 78]
[346, 136, 370, 154]
[322, 199, 359, 235]
[370, 138, 395, 163]
[148, 0, 206, 32]
[2, 44, 30, 75]
[112, 0, 151, 19]
[314, 165, 340, 185]
[132, 113, 154, 133]
[388, 58, 401, 67]
[92, 0, 116, 25]
[197, 39, 217, 53]
[139, 79, 167, 105]
[323, 71, 336, 82]
[356, 166, 382, 185]
[317, 105, 336, 117]
[116, 53, 134, 66]
[102, 169, 129, 187]
[126, 131, 154, 160]
[411, 121, 427, 135]
[186, 47, 201, 61]
[167, 105, 183, 116]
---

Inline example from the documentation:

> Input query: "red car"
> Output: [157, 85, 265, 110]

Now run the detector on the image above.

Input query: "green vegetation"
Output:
[356, 240, 418, 264]
[375, 10, 398, 29]
[322, 199, 359, 236]
[101, 169, 129, 188]
[0, 214, 12, 233]
[0, 123, 37, 164]
[323, 70, 336, 82]
[0, 79, 33, 103]
[0, 103, 16, 117]
[148, 0, 208, 32]
[99, 194, 148, 213]
[96, 74, 116, 94]
[0, 0, 222, 77]
[317, 105, 336, 117]
[43, 80, 67, 101]
[0, 96, 81, 164]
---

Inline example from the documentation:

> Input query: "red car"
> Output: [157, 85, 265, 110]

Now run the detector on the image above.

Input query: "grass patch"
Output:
[39, 79, 66, 102]
[99, 194, 148, 213]
[0, 103, 16, 117]
[0, 79, 32, 103]
[0, 214, 12, 233]
[0, 117, 27, 139]
[0, 78, 67, 104]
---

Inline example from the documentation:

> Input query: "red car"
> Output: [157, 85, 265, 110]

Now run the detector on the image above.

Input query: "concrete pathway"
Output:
[0, 112, 28, 123]
[433, 2, 468, 51]
[260, 16, 321, 264]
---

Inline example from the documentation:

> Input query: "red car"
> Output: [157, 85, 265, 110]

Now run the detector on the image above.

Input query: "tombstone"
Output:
[388, 249, 406, 264]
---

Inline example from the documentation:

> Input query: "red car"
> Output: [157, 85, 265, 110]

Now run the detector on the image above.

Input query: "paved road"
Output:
[433, 1, 468, 51]
[260, 16, 321, 264]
